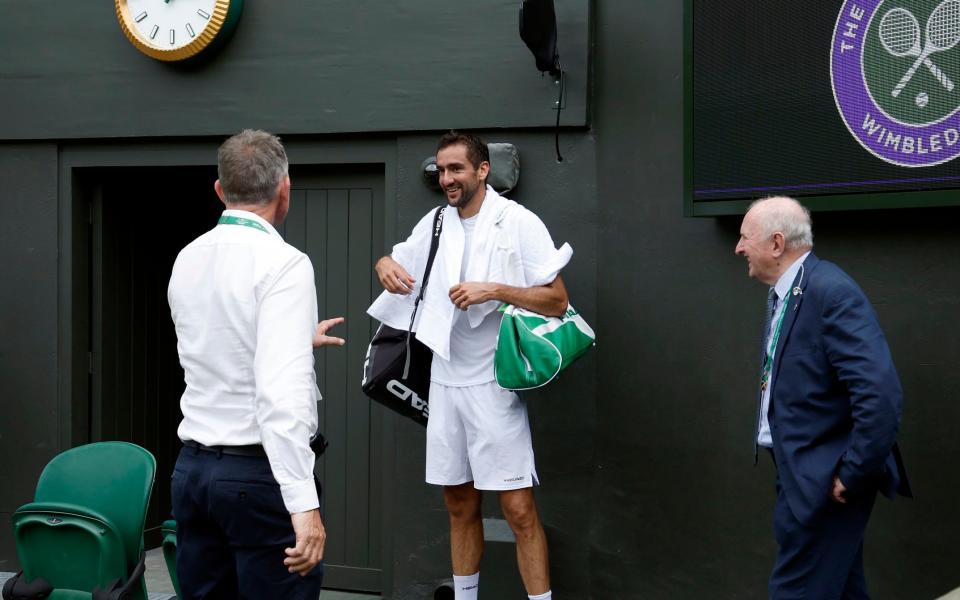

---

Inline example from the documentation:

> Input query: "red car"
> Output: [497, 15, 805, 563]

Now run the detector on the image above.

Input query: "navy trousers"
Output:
[769, 475, 876, 600]
[171, 447, 324, 600]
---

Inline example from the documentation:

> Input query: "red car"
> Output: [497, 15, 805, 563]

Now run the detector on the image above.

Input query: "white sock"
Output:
[453, 572, 479, 600]
[528, 592, 552, 600]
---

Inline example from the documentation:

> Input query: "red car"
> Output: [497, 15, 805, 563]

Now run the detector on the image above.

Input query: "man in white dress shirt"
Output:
[168, 129, 343, 599]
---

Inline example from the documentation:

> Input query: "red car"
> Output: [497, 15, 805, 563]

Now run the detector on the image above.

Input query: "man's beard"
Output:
[446, 181, 479, 209]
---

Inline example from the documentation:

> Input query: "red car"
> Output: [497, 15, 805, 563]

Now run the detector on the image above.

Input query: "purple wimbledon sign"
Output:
[832, 0, 960, 167]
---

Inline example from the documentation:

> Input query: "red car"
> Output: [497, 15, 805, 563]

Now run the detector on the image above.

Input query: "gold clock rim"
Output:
[115, 0, 231, 62]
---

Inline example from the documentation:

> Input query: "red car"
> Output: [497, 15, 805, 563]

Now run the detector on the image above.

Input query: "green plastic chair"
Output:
[160, 519, 181, 598]
[4, 441, 156, 600]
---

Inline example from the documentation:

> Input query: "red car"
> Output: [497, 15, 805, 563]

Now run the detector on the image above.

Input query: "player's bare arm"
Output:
[375, 255, 416, 295]
[449, 274, 568, 317]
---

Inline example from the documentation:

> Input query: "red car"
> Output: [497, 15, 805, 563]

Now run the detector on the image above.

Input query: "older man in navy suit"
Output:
[735, 196, 911, 599]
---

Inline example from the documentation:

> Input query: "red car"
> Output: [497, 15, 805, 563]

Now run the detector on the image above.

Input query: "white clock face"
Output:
[126, 0, 219, 49]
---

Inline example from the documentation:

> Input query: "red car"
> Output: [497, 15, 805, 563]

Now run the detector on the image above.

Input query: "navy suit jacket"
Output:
[767, 253, 911, 525]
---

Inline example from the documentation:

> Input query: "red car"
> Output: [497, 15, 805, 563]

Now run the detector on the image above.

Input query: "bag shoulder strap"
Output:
[403, 205, 444, 329]
[402, 206, 445, 376]
[415, 206, 445, 305]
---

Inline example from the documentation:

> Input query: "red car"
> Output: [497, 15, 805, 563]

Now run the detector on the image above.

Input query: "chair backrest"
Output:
[12, 510, 127, 598]
[33, 442, 156, 570]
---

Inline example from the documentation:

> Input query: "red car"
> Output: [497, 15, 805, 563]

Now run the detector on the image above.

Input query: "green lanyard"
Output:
[760, 293, 790, 392]
[218, 215, 269, 234]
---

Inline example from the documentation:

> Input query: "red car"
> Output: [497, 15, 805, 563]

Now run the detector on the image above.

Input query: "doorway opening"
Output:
[74, 163, 387, 593]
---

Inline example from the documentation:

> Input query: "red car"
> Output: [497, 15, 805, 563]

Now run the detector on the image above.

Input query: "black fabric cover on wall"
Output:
[520, 0, 561, 75]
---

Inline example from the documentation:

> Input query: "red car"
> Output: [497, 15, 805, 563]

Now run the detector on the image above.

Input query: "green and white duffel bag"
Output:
[494, 303, 596, 390]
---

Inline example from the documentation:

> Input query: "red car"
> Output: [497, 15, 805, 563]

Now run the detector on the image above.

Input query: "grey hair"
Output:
[217, 129, 289, 206]
[748, 196, 814, 251]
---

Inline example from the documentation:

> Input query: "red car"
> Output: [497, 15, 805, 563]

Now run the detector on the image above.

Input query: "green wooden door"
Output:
[88, 165, 387, 591]
[281, 167, 386, 592]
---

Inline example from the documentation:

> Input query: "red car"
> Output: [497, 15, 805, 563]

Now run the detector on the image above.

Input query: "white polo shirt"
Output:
[430, 214, 501, 386]
[168, 209, 320, 514]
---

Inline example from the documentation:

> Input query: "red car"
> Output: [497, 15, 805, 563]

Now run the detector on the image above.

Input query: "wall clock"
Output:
[115, 0, 243, 62]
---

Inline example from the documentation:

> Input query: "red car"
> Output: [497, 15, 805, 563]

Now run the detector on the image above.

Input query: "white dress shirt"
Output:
[168, 209, 320, 514]
[757, 251, 811, 448]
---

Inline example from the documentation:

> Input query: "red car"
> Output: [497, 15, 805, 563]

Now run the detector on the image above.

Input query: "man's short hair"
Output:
[437, 130, 490, 169]
[217, 129, 289, 206]
[749, 196, 814, 251]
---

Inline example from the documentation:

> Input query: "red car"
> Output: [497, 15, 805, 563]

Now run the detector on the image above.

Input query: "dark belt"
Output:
[185, 432, 327, 458]
[185, 440, 266, 457]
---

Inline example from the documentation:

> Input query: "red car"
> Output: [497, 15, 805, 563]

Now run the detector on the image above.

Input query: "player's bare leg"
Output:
[500, 488, 550, 595]
[444, 483, 484, 575]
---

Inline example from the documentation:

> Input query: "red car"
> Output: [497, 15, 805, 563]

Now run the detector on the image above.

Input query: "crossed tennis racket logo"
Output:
[879, 0, 960, 98]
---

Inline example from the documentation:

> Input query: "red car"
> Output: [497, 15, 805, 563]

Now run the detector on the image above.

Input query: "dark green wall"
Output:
[1, 0, 958, 598]
[594, 2, 960, 598]
[0, 144, 60, 571]
[0, 0, 588, 140]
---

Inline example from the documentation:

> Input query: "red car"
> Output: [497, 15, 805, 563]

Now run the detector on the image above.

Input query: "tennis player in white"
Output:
[371, 131, 571, 600]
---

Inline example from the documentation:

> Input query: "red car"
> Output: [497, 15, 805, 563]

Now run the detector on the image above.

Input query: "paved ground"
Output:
[1, 549, 379, 599]
[5, 559, 958, 598]
[143, 547, 379, 599]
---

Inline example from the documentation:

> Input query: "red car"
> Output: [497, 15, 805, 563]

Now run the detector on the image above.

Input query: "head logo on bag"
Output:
[386, 379, 429, 419]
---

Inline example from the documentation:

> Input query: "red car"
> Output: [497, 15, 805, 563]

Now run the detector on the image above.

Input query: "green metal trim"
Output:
[691, 189, 960, 216]
[683, 0, 695, 218]
[224, 0, 243, 32]
[175, 0, 243, 65]
[207, 0, 243, 54]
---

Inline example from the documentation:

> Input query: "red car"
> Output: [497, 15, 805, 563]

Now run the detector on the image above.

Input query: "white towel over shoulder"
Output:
[367, 186, 572, 361]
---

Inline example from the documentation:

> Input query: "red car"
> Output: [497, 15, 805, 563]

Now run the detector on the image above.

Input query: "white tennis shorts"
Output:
[425, 380, 539, 490]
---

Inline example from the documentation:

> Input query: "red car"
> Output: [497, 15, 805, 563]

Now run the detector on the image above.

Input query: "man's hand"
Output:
[375, 256, 415, 295]
[830, 475, 848, 504]
[449, 282, 499, 311]
[313, 317, 346, 348]
[284, 509, 326, 576]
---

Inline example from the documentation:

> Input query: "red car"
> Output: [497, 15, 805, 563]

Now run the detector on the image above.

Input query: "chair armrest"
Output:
[14, 502, 117, 530]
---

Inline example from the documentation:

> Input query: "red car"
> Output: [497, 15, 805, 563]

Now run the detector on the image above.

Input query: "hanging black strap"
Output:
[2, 571, 52, 600]
[402, 206, 445, 378]
[554, 67, 565, 163]
[519, 0, 561, 76]
[91, 551, 145, 600]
